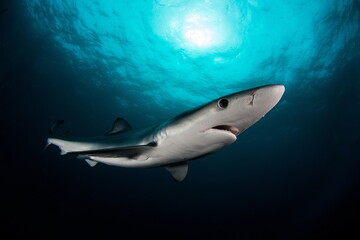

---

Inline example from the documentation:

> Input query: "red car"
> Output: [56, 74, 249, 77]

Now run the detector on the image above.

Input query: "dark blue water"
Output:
[1, 0, 359, 239]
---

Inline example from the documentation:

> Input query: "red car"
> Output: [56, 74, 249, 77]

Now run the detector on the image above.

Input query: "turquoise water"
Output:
[25, 0, 359, 112]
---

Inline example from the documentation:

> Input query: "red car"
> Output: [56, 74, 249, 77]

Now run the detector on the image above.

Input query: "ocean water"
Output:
[1, 0, 359, 239]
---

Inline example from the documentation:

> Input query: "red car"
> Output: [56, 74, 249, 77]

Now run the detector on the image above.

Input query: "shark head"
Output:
[204, 84, 285, 139]
[160, 84, 285, 157]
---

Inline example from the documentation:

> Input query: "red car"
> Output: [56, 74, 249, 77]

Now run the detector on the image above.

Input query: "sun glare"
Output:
[183, 14, 215, 48]
[153, 2, 243, 54]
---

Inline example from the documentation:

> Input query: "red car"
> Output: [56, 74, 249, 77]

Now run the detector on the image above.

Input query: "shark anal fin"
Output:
[165, 162, 188, 182]
[106, 117, 132, 136]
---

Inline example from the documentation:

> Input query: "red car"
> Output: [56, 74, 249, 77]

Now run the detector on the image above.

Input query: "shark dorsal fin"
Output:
[165, 162, 188, 182]
[106, 117, 132, 136]
[61, 130, 72, 137]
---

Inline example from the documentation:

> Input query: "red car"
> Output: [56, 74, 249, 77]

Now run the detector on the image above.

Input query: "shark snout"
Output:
[251, 84, 285, 109]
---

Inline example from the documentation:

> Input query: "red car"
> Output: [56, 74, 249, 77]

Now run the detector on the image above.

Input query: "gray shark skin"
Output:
[47, 84, 285, 181]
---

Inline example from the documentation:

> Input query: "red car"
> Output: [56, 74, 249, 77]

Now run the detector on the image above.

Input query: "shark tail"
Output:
[49, 120, 65, 136]
[43, 120, 65, 152]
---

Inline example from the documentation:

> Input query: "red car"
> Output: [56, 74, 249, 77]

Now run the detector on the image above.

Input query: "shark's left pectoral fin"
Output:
[165, 162, 188, 182]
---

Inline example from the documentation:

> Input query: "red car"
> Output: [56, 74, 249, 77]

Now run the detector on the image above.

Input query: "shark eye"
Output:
[217, 98, 229, 109]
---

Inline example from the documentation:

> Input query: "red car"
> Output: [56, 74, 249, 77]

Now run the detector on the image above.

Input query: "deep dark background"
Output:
[1, 1, 359, 239]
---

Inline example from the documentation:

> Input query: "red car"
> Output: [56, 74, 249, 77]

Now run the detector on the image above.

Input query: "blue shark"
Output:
[47, 84, 285, 181]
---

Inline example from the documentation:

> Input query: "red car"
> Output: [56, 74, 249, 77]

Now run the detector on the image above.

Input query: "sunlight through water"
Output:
[183, 14, 216, 48]
[24, 0, 359, 111]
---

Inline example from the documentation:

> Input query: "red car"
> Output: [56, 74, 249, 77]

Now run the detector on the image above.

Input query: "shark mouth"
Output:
[212, 125, 240, 136]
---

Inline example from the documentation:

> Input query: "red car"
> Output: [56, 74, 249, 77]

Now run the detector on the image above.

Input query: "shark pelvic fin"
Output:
[85, 159, 98, 167]
[105, 117, 132, 136]
[77, 155, 98, 167]
[165, 162, 188, 182]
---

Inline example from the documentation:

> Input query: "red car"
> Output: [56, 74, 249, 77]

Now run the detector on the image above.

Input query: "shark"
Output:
[47, 84, 285, 181]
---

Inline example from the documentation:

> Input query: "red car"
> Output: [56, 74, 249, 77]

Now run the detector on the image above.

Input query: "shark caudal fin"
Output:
[49, 120, 65, 135]
[43, 120, 65, 152]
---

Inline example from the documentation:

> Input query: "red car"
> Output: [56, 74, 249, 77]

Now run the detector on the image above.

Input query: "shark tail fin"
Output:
[49, 120, 65, 136]
[43, 139, 51, 152]
[43, 120, 65, 152]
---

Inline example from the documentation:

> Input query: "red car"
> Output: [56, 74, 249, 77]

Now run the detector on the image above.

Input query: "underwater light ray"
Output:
[24, 0, 360, 110]
[183, 13, 217, 48]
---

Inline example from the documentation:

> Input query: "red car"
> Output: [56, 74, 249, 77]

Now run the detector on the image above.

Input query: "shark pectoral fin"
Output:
[164, 162, 188, 182]
[70, 142, 157, 158]
[105, 117, 132, 136]
[133, 155, 149, 161]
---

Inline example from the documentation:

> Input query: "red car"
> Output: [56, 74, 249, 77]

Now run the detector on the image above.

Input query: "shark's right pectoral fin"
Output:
[165, 162, 188, 182]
